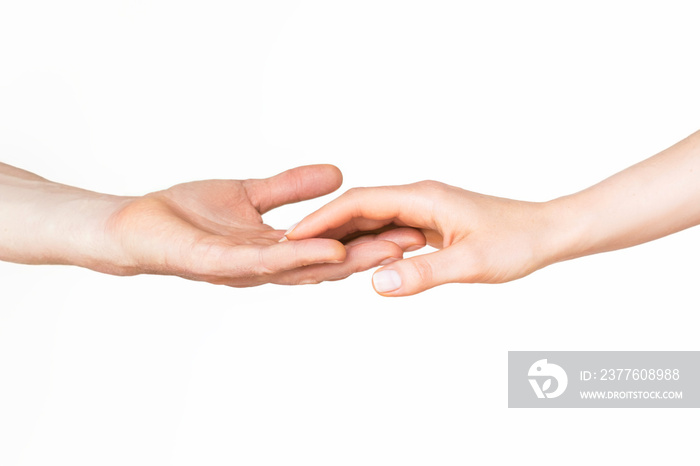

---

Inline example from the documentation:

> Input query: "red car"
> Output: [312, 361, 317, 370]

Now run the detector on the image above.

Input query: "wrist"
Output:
[53, 189, 137, 274]
[535, 194, 596, 268]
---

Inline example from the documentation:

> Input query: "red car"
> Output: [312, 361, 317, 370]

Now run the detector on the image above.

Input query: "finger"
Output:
[370, 246, 469, 297]
[271, 239, 404, 285]
[244, 164, 343, 214]
[285, 183, 442, 241]
[422, 229, 444, 249]
[344, 227, 426, 252]
[191, 237, 347, 277]
[316, 217, 398, 241]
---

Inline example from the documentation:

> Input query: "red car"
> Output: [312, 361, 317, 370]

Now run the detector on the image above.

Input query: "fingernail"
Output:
[299, 279, 319, 285]
[379, 257, 400, 266]
[284, 222, 299, 236]
[278, 222, 300, 242]
[372, 269, 402, 293]
[405, 245, 423, 252]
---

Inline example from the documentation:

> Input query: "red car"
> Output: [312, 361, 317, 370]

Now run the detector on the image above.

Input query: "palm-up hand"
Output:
[104, 165, 425, 286]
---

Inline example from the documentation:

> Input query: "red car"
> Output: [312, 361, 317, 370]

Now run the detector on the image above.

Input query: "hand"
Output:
[285, 181, 559, 295]
[0, 163, 425, 286]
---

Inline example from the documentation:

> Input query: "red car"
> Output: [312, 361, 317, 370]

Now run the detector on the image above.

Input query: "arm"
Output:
[286, 130, 700, 296]
[552, 131, 700, 260]
[0, 162, 127, 269]
[0, 163, 425, 286]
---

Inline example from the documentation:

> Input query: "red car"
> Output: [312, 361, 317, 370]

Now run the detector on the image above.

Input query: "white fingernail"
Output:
[278, 222, 300, 242]
[372, 270, 402, 293]
[284, 222, 299, 236]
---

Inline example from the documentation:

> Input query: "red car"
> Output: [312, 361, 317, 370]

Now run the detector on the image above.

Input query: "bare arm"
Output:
[552, 131, 700, 261]
[0, 162, 127, 269]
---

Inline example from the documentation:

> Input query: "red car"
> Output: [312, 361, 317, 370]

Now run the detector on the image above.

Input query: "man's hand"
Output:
[0, 163, 425, 286]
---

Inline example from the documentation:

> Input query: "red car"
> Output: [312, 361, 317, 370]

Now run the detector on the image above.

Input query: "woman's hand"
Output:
[285, 181, 566, 295]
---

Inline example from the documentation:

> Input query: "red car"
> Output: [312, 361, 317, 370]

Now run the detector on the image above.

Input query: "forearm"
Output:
[546, 130, 700, 263]
[0, 163, 130, 272]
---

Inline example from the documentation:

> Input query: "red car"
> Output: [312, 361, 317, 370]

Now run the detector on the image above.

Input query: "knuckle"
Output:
[255, 247, 278, 276]
[412, 180, 449, 202]
[459, 247, 488, 283]
[416, 180, 444, 191]
[409, 257, 434, 284]
[344, 187, 364, 198]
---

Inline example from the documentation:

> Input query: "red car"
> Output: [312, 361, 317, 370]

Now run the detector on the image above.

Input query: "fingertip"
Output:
[375, 227, 427, 252]
[322, 164, 343, 190]
[323, 239, 348, 263]
[284, 217, 312, 241]
[379, 257, 401, 266]
[304, 164, 343, 194]
[270, 237, 347, 271]
[251, 164, 344, 214]
[299, 237, 347, 263]
[278, 222, 300, 242]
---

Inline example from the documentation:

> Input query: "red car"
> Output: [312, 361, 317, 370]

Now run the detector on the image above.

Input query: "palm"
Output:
[149, 179, 282, 247]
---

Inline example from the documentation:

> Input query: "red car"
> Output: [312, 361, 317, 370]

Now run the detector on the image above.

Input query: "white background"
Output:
[1, 1, 698, 464]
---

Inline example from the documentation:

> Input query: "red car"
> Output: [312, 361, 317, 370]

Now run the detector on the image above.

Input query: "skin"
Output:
[0, 163, 426, 286]
[287, 130, 700, 296]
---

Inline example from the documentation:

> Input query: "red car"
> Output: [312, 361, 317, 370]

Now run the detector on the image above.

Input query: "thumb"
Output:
[370, 248, 466, 296]
[245, 164, 342, 214]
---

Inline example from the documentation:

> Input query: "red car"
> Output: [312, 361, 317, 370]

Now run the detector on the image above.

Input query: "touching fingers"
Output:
[285, 183, 443, 241]
[271, 239, 405, 285]
[271, 227, 426, 285]
[313, 217, 399, 241]
[343, 227, 426, 252]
